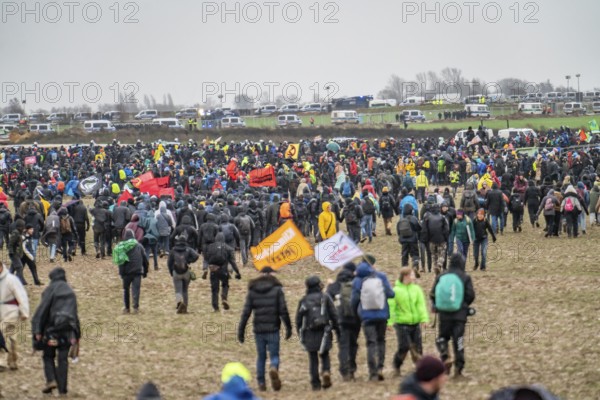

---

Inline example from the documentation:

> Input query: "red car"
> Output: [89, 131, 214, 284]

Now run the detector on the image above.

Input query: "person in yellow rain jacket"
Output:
[318, 202, 337, 241]
[477, 172, 493, 191]
[396, 158, 406, 176]
[405, 159, 416, 178]
[415, 171, 429, 204]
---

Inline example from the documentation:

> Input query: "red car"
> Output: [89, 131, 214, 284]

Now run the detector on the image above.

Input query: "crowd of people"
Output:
[0, 132, 594, 399]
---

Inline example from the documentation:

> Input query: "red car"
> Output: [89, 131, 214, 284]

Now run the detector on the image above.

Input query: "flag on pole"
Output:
[314, 232, 364, 271]
[131, 171, 154, 188]
[250, 220, 313, 270]
[284, 143, 300, 160]
[116, 189, 133, 205]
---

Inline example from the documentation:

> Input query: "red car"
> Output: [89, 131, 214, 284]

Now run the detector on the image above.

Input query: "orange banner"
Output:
[251, 220, 313, 270]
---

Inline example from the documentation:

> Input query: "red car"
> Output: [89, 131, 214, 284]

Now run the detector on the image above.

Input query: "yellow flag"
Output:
[284, 143, 300, 160]
[251, 220, 313, 270]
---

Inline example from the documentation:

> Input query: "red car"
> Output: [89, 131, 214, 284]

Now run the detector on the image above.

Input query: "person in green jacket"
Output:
[388, 267, 429, 376]
[449, 209, 475, 261]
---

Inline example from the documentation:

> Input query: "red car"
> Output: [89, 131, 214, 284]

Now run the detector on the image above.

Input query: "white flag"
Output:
[314, 232, 364, 271]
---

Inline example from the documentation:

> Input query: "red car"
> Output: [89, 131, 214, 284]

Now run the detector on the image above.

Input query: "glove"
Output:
[202, 271, 207, 280]
[285, 328, 292, 340]
[235, 273, 241, 280]
[238, 332, 245, 344]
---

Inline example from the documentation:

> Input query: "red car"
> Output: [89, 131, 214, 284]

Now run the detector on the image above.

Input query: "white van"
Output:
[152, 118, 184, 129]
[592, 102, 600, 114]
[29, 123, 55, 134]
[455, 128, 493, 143]
[279, 104, 300, 113]
[563, 102, 586, 115]
[584, 91, 600, 100]
[518, 103, 544, 115]
[564, 92, 577, 100]
[301, 103, 323, 113]
[0, 113, 22, 123]
[255, 105, 278, 115]
[402, 110, 426, 122]
[465, 104, 490, 118]
[84, 120, 116, 133]
[277, 114, 302, 127]
[221, 116, 246, 128]
[47, 113, 69, 123]
[135, 109, 158, 120]
[497, 128, 537, 140]
[400, 97, 425, 106]
[369, 99, 397, 108]
[331, 110, 359, 125]
[0, 124, 17, 132]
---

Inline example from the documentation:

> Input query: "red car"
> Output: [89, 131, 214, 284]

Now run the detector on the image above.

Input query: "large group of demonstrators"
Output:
[1, 127, 597, 399]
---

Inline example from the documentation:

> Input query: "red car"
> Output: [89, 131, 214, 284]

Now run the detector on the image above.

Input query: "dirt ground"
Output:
[2, 206, 600, 399]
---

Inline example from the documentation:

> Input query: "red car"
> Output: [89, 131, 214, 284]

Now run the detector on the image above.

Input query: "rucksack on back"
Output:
[208, 244, 227, 266]
[362, 198, 375, 215]
[398, 217, 413, 239]
[304, 294, 329, 330]
[380, 196, 392, 211]
[345, 207, 358, 224]
[544, 197, 554, 211]
[173, 251, 189, 274]
[338, 281, 355, 318]
[360, 275, 386, 311]
[463, 192, 476, 211]
[434, 273, 464, 312]
[342, 182, 353, 197]
[564, 197, 574, 212]
[60, 217, 72, 234]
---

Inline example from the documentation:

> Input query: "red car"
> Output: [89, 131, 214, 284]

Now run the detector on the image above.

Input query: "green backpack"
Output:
[435, 273, 464, 312]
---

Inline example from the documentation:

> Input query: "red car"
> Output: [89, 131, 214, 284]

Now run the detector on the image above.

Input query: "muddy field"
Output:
[2, 207, 600, 399]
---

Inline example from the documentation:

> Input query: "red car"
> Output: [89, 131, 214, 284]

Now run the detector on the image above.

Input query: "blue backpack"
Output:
[435, 273, 464, 312]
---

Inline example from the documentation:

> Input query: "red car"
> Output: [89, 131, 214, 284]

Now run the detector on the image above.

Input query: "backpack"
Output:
[463, 192, 476, 212]
[172, 251, 189, 274]
[345, 207, 358, 224]
[511, 196, 523, 211]
[60, 216, 72, 234]
[544, 197, 554, 211]
[279, 202, 292, 219]
[398, 217, 413, 239]
[203, 224, 217, 243]
[362, 198, 375, 215]
[342, 182, 353, 197]
[221, 224, 234, 243]
[380, 195, 392, 212]
[208, 243, 227, 266]
[338, 281, 355, 319]
[434, 273, 465, 312]
[237, 217, 251, 236]
[360, 275, 386, 311]
[304, 294, 329, 330]
[564, 197, 574, 212]
[0, 211, 10, 227]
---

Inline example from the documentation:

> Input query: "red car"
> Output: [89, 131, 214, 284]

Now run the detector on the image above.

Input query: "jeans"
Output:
[32, 238, 39, 259]
[122, 274, 141, 310]
[473, 238, 488, 270]
[578, 211, 587, 233]
[361, 214, 373, 240]
[455, 240, 470, 260]
[173, 270, 190, 306]
[491, 214, 501, 233]
[145, 242, 158, 268]
[210, 272, 229, 311]
[544, 215, 555, 237]
[393, 324, 423, 370]
[338, 323, 360, 377]
[401, 242, 419, 267]
[43, 342, 71, 394]
[255, 332, 280, 385]
[50, 243, 57, 260]
[309, 351, 331, 388]
[93, 231, 106, 257]
[363, 320, 387, 378]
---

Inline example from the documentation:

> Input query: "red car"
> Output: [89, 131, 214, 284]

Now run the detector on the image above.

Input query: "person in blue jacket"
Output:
[350, 255, 395, 382]
[204, 362, 260, 400]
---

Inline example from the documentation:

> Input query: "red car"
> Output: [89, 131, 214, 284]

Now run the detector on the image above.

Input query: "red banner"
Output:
[159, 187, 175, 199]
[139, 179, 160, 196]
[155, 175, 170, 188]
[117, 190, 133, 205]
[131, 171, 154, 188]
[24, 156, 37, 165]
[249, 166, 277, 187]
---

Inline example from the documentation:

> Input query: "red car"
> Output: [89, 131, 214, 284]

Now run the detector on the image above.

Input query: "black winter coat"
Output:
[485, 189, 505, 216]
[326, 268, 360, 326]
[120, 242, 149, 277]
[295, 290, 339, 352]
[239, 275, 292, 334]
[430, 264, 475, 322]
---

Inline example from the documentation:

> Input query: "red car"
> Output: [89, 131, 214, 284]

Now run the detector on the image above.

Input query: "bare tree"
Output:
[378, 74, 405, 102]
[4, 98, 25, 114]
[234, 94, 256, 110]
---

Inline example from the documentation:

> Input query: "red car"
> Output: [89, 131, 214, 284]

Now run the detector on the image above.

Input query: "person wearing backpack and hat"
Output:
[350, 255, 395, 382]
[430, 253, 475, 378]
[398, 203, 422, 276]
[168, 232, 199, 314]
[560, 185, 585, 238]
[536, 189, 559, 238]
[58, 208, 77, 263]
[296, 275, 339, 391]
[117, 229, 149, 314]
[380, 187, 397, 236]
[396, 355, 448, 400]
[326, 262, 360, 382]
[204, 233, 241, 312]
[341, 198, 363, 244]
[388, 267, 429, 377]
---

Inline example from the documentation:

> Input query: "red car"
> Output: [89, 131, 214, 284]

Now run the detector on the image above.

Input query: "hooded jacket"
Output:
[398, 373, 440, 400]
[0, 265, 29, 324]
[430, 254, 475, 322]
[113, 202, 132, 229]
[399, 194, 418, 217]
[318, 202, 337, 240]
[398, 203, 421, 244]
[31, 267, 81, 339]
[203, 376, 261, 400]
[561, 185, 586, 214]
[326, 267, 360, 326]
[295, 277, 339, 352]
[238, 274, 292, 335]
[205, 233, 239, 275]
[387, 280, 429, 326]
[350, 262, 395, 323]
[170, 215, 199, 249]
[124, 214, 145, 242]
[119, 229, 149, 277]
[415, 170, 429, 188]
[167, 239, 200, 277]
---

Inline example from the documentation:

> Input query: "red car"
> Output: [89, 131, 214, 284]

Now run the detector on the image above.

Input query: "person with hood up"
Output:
[265, 194, 281, 235]
[155, 201, 174, 257]
[203, 362, 260, 400]
[402, 171, 415, 194]
[326, 262, 360, 382]
[168, 233, 199, 314]
[123, 214, 145, 242]
[296, 275, 339, 391]
[0, 203, 13, 251]
[112, 200, 132, 244]
[397, 355, 447, 400]
[42, 209, 61, 262]
[536, 189, 559, 238]
[8, 219, 26, 284]
[340, 198, 363, 243]
[398, 188, 419, 217]
[449, 210, 475, 260]
[31, 267, 80, 396]
[115, 229, 149, 314]
[58, 208, 77, 263]
[170, 215, 199, 250]
[0, 261, 29, 371]
[524, 180, 542, 228]
[430, 253, 475, 378]
[589, 182, 600, 226]
[203, 232, 241, 312]
[199, 213, 220, 271]
[238, 267, 292, 392]
[318, 201, 337, 241]
[70, 196, 90, 256]
[415, 170, 429, 204]
[398, 203, 421, 273]
[22, 223, 42, 285]
[422, 203, 449, 274]
[89, 201, 112, 259]
[560, 184, 586, 238]
[388, 267, 429, 377]
[350, 255, 395, 382]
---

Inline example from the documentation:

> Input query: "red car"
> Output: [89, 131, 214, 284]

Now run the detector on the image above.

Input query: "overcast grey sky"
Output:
[1, 0, 598, 110]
